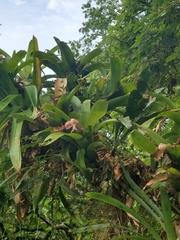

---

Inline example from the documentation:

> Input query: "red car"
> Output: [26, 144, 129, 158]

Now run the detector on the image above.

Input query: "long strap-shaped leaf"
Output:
[160, 186, 177, 240]
[9, 118, 23, 173]
[119, 158, 164, 220]
[120, 181, 165, 230]
[86, 192, 161, 240]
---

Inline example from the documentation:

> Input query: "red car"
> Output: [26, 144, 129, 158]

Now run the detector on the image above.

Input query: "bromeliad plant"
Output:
[0, 35, 179, 239]
[0, 35, 132, 238]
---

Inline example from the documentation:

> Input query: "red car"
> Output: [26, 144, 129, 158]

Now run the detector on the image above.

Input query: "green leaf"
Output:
[111, 236, 150, 240]
[54, 37, 76, 74]
[107, 94, 129, 111]
[125, 90, 146, 118]
[167, 145, 180, 169]
[137, 67, 150, 94]
[17, 39, 33, 78]
[0, 171, 18, 188]
[87, 142, 104, 161]
[84, 100, 108, 132]
[60, 183, 80, 198]
[160, 186, 176, 240]
[87, 79, 96, 97]
[131, 130, 156, 154]
[119, 116, 132, 129]
[0, 48, 10, 57]
[0, 95, 18, 111]
[9, 118, 23, 172]
[11, 109, 34, 122]
[157, 110, 180, 129]
[69, 133, 89, 149]
[32, 50, 67, 76]
[24, 85, 38, 107]
[78, 48, 102, 71]
[67, 72, 78, 90]
[0, 106, 21, 130]
[0, 70, 19, 98]
[96, 78, 105, 91]
[71, 96, 82, 113]
[94, 119, 118, 132]
[6, 50, 26, 73]
[76, 149, 86, 169]
[168, 167, 180, 178]
[70, 223, 146, 237]
[32, 50, 60, 64]
[122, 81, 136, 93]
[140, 124, 168, 145]
[86, 192, 161, 240]
[81, 62, 106, 77]
[120, 181, 165, 230]
[42, 132, 88, 149]
[33, 179, 49, 211]
[59, 187, 72, 213]
[79, 100, 91, 128]
[104, 57, 122, 97]
[13, 59, 33, 79]
[63, 81, 84, 112]
[41, 60, 66, 77]
[42, 103, 70, 123]
[120, 159, 164, 221]
[147, 91, 177, 109]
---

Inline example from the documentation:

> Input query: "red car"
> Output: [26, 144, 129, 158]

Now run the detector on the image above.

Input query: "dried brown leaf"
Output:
[174, 220, 180, 236]
[143, 173, 170, 190]
[14, 192, 22, 205]
[113, 156, 122, 181]
[70, 173, 77, 189]
[54, 78, 67, 99]
[152, 143, 170, 160]
[126, 196, 139, 225]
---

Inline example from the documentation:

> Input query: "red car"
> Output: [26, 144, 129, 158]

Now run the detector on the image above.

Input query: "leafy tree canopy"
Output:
[74, 0, 180, 90]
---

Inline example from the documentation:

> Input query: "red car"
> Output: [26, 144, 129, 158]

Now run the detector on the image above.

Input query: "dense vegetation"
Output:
[0, 0, 180, 239]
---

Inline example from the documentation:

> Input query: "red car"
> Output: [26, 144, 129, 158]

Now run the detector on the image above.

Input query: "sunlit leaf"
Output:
[79, 100, 91, 128]
[6, 50, 26, 73]
[24, 85, 38, 107]
[84, 99, 108, 132]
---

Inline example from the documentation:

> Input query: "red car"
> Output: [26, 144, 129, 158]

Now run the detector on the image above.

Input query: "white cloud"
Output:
[12, 0, 26, 5]
[47, 0, 60, 10]
[47, 0, 78, 12]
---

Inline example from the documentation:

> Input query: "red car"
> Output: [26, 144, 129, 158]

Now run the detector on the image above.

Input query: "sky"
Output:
[0, 0, 86, 55]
